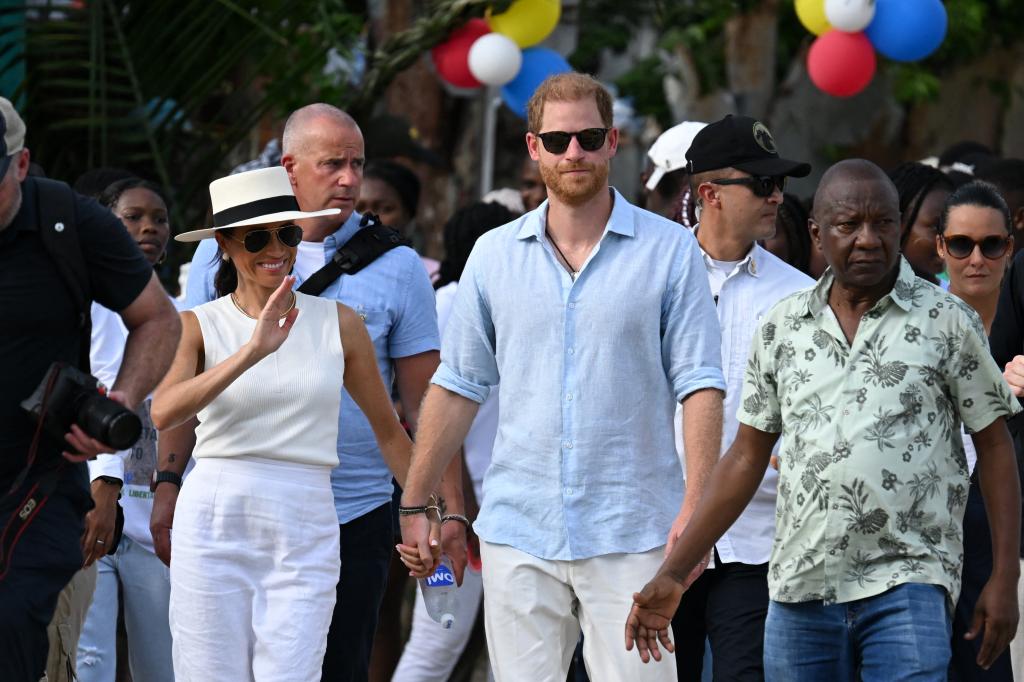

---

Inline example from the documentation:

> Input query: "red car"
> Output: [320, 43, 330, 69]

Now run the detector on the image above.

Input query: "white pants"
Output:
[480, 541, 678, 682]
[169, 457, 339, 682]
[392, 566, 487, 681]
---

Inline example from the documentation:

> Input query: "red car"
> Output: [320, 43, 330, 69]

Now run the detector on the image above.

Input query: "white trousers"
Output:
[169, 457, 339, 682]
[480, 541, 678, 682]
[392, 566, 487, 681]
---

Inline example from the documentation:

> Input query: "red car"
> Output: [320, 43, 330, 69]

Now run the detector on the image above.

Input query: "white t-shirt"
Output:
[88, 298, 190, 554]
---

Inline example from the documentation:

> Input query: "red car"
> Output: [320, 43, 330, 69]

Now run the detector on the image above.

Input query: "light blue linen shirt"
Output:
[184, 211, 441, 523]
[435, 189, 726, 560]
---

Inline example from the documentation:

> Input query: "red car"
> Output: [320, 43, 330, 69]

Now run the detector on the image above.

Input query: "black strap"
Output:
[0, 466, 63, 580]
[297, 213, 410, 296]
[33, 177, 92, 372]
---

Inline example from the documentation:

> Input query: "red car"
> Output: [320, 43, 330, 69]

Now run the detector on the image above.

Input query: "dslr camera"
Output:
[21, 362, 142, 454]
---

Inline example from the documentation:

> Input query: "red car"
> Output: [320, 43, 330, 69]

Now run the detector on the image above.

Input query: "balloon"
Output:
[500, 47, 571, 119]
[825, 0, 876, 33]
[796, 0, 830, 35]
[865, 0, 947, 62]
[487, 0, 561, 48]
[468, 33, 523, 86]
[807, 30, 876, 97]
[431, 19, 490, 89]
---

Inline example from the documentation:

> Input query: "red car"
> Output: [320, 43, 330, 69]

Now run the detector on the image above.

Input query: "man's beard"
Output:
[0, 184, 22, 232]
[538, 159, 608, 207]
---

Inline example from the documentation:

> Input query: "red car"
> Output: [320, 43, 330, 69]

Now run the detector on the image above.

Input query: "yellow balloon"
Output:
[796, 0, 830, 35]
[487, 0, 561, 48]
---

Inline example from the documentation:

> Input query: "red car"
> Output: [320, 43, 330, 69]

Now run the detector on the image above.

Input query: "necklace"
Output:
[230, 292, 296, 320]
[545, 229, 580, 281]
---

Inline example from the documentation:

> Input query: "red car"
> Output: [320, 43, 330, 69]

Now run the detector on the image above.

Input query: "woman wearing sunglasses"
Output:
[151, 167, 423, 682]
[936, 180, 1016, 681]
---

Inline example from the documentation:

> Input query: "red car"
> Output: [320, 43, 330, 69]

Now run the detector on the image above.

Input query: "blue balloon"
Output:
[865, 0, 947, 62]
[500, 47, 571, 119]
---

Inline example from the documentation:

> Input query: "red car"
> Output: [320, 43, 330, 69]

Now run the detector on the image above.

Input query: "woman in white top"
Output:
[151, 167, 421, 682]
[935, 180, 1015, 681]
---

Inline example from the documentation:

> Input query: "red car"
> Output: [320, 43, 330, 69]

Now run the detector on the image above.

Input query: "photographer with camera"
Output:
[0, 99, 181, 681]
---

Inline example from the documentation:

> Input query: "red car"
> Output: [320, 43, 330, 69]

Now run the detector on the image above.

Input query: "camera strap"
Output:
[296, 213, 410, 297]
[0, 465, 62, 580]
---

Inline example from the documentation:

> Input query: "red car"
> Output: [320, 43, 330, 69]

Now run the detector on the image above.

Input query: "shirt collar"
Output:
[696, 234, 763, 279]
[804, 256, 916, 316]
[515, 187, 636, 241]
[323, 210, 365, 249]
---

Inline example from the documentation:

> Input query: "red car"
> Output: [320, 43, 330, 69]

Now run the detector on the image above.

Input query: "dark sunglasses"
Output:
[536, 128, 609, 154]
[227, 223, 303, 253]
[942, 234, 1011, 260]
[708, 175, 786, 198]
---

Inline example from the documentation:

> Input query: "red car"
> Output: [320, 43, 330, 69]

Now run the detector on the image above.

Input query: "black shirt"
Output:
[988, 248, 1024, 556]
[0, 177, 152, 483]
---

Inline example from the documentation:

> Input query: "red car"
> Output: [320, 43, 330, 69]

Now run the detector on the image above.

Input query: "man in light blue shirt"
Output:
[160, 104, 447, 682]
[398, 74, 725, 680]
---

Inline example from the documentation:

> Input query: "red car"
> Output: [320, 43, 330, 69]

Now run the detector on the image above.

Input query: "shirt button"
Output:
[565, 488, 573, 495]
[564, 441, 573, 449]
[568, 347, 575, 355]
[568, 302, 576, 309]
[566, 393, 573, 401]
[843, 409, 850, 416]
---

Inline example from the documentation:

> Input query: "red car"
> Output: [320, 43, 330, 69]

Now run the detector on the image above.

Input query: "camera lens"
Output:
[77, 394, 142, 450]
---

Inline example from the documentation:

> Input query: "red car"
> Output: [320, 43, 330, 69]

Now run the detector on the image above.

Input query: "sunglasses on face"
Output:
[227, 223, 303, 253]
[708, 175, 786, 198]
[942, 234, 1011, 260]
[536, 128, 610, 154]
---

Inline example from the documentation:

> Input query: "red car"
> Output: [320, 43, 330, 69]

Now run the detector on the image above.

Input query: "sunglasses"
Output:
[227, 223, 303, 253]
[536, 128, 609, 154]
[708, 175, 786, 198]
[942, 234, 1011, 260]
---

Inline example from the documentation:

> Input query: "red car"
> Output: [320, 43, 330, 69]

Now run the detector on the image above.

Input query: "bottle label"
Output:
[426, 567, 455, 587]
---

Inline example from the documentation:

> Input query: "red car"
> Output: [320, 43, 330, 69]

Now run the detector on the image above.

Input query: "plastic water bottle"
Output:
[420, 554, 457, 629]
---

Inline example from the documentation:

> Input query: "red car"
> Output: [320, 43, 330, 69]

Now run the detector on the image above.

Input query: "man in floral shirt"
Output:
[626, 159, 1022, 680]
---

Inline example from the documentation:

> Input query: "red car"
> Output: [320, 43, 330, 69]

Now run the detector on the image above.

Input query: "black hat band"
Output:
[212, 195, 300, 227]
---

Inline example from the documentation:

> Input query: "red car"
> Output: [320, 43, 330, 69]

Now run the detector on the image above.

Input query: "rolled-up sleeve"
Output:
[431, 247, 499, 404]
[663, 242, 726, 401]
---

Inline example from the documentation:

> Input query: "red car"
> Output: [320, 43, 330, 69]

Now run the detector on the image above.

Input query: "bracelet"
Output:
[398, 505, 429, 516]
[441, 513, 471, 530]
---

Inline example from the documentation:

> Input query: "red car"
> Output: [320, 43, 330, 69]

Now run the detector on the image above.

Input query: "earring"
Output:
[157, 252, 167, 265]
[221, 253, 229, 262]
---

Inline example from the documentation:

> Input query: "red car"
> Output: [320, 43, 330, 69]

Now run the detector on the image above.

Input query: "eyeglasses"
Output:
[536, 128, 610, 154]
[227, 224, 303, 253]
[942, 234, 1011, 260]
[708, 175, 786, 198]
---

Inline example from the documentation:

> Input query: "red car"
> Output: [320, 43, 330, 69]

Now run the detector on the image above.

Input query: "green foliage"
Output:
[614, 55, 670, 127]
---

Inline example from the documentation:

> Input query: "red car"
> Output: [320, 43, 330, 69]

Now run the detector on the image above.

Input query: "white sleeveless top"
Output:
[191, 291, 345, 467]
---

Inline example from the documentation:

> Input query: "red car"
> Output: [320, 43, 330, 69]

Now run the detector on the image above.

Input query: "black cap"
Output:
[685, 115, 810, 178]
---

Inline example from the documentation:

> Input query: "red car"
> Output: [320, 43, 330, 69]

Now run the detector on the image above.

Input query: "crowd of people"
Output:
[1, 65, 1024, 682]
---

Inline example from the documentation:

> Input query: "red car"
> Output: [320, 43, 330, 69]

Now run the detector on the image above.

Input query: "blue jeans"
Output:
[765, 583, 952, 682]
[76, 535, 174, 682]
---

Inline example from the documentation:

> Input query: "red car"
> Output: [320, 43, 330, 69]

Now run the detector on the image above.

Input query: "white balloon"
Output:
[467, 33, 523, 87]
[825, 0, 876, 33]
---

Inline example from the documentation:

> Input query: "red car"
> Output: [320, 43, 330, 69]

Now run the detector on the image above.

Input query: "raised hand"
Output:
[246, 275, 299, 359]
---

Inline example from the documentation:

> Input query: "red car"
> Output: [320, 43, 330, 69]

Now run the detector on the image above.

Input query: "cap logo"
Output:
[752, 122, 776, 154]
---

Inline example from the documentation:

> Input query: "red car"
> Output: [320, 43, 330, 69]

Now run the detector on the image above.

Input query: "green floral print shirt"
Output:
[738, 257, 1020, 605]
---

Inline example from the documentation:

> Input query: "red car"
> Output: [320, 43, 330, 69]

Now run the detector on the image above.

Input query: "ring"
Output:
[95, 540, 105, 545]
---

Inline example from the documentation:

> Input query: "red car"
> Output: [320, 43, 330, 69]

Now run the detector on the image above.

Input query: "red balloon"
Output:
[807, 30, 876, 98]
[431, 19, 490, 89]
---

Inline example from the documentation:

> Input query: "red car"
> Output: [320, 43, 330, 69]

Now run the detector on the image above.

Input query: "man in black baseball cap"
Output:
[662, 114, 813, 681]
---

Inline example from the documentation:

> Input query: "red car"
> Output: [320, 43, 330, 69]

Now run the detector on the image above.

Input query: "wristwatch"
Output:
[151, 470, 183, 492]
